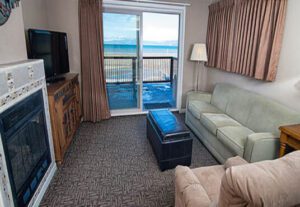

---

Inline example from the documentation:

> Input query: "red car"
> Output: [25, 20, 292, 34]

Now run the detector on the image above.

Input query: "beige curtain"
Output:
[79, 0, 111, 122]
[206, 0, 235, 71]
[206, 0, 288, 81]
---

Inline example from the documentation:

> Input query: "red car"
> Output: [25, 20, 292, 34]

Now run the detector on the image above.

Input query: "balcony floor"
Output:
[107, 82, 176, 110]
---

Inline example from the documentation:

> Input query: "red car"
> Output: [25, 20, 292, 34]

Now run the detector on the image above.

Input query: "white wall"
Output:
[22, 0, 81, 80]
[0, 5, 27, 64]
[45, 0, 81, 77]
[166, 0, 211, 107]
[21, 0, 299, 112]
[183, 0, 211, 106]
[205, 0, 300, 112]
[21, 0, 210, 109]
[22, 0, 49, 30]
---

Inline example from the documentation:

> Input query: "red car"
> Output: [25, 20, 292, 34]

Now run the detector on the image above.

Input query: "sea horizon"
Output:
[104, 43, 178, 57]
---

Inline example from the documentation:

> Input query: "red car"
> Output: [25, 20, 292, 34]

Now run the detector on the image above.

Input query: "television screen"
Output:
[28, 29, 70, 80]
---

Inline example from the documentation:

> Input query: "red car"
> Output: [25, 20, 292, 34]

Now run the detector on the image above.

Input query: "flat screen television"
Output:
[28, 29, 70, 82]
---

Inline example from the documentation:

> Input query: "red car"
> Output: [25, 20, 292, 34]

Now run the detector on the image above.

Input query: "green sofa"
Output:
[185, 83, 300, 163]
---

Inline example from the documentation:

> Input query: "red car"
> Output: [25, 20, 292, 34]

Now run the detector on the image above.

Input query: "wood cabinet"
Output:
[47, 74, 81, 163]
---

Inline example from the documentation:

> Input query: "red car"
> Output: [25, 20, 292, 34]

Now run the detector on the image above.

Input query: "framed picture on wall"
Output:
[0, 0, 20, 26]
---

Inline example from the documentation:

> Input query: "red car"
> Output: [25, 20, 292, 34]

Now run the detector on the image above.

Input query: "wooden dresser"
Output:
[47, 73, 81, 163]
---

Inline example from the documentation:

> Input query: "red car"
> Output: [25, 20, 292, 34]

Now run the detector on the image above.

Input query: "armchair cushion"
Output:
[188, 100, 222, 120]
[192, 165, 224, 202]
[218, 151, 300, 207]
[175, 151, 300, 207]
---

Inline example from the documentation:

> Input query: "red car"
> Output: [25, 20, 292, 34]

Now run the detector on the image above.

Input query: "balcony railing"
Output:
[104, 56, 177, 84]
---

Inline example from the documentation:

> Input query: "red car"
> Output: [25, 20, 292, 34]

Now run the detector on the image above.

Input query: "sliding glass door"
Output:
[103, 6, 183, 114]
[103, 11, 142, 110]
[142, 12, 179, 110]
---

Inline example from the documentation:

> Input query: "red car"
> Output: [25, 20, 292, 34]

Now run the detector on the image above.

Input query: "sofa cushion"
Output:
[188, 100, 222, 120]
[200, 113, 241, 135]
[192, 165, 225, 203]
[245, 95, 300, 136]
[217, 126, 254, 157]
[225, 88, 255, 126]
[211, 83, 300, 137]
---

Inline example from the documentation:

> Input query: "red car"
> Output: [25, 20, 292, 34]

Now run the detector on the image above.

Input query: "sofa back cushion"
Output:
[211, 84, 234, 112]
[224, 86, 256, 125]
[245, 95, 300, 136]
[218, 151, 300, 207]
[211, 83, 300, 136]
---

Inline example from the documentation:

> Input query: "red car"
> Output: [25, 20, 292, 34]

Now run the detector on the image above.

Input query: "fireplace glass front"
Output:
[0, 90, 51, 207]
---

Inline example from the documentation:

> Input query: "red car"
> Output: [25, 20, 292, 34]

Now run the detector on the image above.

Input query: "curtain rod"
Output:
[112, 0, 191, 7]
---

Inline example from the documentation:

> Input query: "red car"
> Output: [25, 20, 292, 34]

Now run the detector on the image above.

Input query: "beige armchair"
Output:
[175, 151, 300, 207]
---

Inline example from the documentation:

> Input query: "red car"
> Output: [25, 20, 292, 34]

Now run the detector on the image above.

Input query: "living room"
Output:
[0, 0, 299, 206]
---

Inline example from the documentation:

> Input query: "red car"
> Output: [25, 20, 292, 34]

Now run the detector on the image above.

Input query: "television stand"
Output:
[47, 73, 81, 163]
[46, 76, 66, 83]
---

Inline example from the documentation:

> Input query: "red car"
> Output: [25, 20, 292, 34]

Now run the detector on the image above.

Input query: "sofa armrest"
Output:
[187, 91, 212, 103]
[224, 156, 248, 169]
[186, 91, 212, 109]
[244, 133, 280, 163]
[175, 166, 211, 207]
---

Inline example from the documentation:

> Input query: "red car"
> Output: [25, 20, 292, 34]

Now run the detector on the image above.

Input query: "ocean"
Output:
[104, 44, 178, 57]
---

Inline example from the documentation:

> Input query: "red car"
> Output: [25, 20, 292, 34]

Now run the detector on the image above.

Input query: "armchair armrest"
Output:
[186, 91, 212, 109]
[175, 166, 211, 207]
[244, 133, 280, 163]
[224, 156, 248, 169]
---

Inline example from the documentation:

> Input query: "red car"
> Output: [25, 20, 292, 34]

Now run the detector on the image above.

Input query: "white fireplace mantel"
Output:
[0, 60, 56, 207]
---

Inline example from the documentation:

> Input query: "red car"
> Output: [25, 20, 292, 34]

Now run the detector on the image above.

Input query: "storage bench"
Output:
[146, 109, 192, 171]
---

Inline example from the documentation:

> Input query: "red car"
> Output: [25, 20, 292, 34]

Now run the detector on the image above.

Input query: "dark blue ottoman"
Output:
[146, 109, 192, 171]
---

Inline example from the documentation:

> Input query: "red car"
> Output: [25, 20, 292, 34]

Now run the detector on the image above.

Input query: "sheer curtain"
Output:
[79, 0, 111, 122]
[206, 0, 288, 81]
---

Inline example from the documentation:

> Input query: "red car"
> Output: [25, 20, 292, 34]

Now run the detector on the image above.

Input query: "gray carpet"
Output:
[40, 114, 217, 207]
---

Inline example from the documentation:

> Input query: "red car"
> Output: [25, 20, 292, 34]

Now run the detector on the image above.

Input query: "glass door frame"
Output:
[103, 0, 186, 116]
[103, 8, 144, 114]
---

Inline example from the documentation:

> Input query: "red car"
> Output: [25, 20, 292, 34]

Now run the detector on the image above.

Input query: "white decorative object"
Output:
[190, 43, 208, 91]
[0, 60, 57, 207]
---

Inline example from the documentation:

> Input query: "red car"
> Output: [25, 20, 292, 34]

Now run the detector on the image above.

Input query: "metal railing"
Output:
[104, 56, 177, 84]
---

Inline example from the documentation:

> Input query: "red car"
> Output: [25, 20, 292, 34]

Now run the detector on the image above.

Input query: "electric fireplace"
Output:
[0, 60, 56, 207]
[0, 90, 51, 206]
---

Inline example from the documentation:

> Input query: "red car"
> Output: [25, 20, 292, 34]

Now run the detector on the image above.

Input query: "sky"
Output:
[103, 12, 179, 45]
